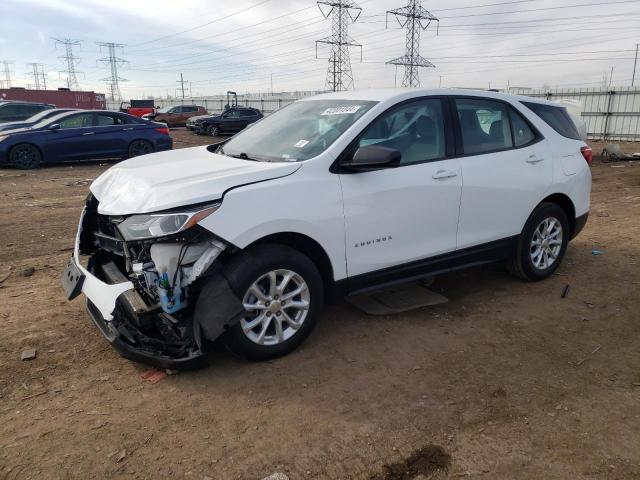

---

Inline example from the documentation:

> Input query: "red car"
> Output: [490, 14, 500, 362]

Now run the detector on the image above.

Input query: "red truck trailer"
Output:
[0, 87, 106, 109]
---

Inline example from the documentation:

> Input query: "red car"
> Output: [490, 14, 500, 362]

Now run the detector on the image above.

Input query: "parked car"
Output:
[120, 100, 156, 118]
[186, 114, 214, 131]
[145, 105, 207, 128]
[62, 89, 591, 369]
[193, 107, 263, 136]
[0, 101, 55, 123]
[0, 108, 77, 132]
[0, 110, 172, 169]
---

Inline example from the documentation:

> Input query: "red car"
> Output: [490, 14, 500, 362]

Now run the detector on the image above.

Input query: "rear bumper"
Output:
[156, 137, 173, 151]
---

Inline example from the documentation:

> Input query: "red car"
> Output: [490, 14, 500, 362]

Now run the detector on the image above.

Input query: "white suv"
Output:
[62, 89, 591, 368]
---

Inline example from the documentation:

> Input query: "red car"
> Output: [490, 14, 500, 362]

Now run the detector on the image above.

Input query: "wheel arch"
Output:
[539, 193, 576, 235]
[9, 142, 45, 164]
[244, 232, 335, 299]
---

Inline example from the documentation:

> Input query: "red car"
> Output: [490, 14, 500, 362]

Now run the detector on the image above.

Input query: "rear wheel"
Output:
[509, 202, 569, 281]
[222, 244, 324, 361]
[10, 144, 41, 169]
[128, 139, 154, 158]
[207, 125, 219, 137]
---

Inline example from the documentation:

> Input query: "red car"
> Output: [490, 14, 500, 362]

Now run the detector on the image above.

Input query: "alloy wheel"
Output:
[530, 217, 563, 270]
[240, 269, 310, 346]
[130, 140, 152, 157]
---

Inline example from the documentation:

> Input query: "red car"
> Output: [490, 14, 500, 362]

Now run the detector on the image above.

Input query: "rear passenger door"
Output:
[92, 112, 130, 157]
[453, 97, 552, 249]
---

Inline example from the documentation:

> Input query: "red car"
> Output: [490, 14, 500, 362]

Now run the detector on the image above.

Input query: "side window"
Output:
[0, 104, 19, 115]
[455, 98, 513, 155]
[96, 114, 125, 126]
[225, 110, 240, 118]
[168, 107, 181, 114]
[20, 105, 44, 116]
[510, 108, 536, 147]
[58, 113, 93, 129]
[240, 109, 256, 118]
[358, 98, 446, 165]
[521, 102, 581, 140]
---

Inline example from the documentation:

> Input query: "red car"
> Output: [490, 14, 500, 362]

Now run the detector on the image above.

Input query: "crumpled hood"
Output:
[90, 146, 301, 215]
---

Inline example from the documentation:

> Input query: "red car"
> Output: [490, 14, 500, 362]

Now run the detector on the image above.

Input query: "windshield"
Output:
[221, 99, 377, 162]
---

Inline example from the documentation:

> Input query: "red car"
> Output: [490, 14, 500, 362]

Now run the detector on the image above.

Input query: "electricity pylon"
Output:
[386, 0, 439, 88]
[26, 63, 47, 90]
[97, 42, 127, 102]
[315, 1, 362, 92]
[0, 61, 14, 89]
[53, 38, 82, 89]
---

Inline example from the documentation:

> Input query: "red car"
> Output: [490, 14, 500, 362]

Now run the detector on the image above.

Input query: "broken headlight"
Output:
[117, 203, 221, 241]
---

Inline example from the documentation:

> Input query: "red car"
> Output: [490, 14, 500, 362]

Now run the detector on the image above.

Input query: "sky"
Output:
[0, 0, 639, 99]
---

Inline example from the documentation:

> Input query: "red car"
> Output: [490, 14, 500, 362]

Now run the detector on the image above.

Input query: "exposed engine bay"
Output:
[75, 195, 245, 368]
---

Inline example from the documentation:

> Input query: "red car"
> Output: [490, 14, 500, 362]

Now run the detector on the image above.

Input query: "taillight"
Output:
[580, 146, 593, 166]
[155, 127, 170, 135]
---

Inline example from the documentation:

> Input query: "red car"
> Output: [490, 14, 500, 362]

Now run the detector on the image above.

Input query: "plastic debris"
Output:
[21, 348, 37, 361]
[591, 249, 604, 255]
[140, 368, 167, 384]
[561, 284, 570, 298]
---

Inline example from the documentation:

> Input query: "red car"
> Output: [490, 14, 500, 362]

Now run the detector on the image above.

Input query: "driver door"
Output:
[338, 97, 462, 281]
[44, 112, 98, 161]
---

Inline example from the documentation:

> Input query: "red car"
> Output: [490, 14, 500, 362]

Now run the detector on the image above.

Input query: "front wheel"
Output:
[509, 202, 569, 281]
[222, 244, 324, 361]
[10, 144, 41, 169]
[207, 125, 219, 137]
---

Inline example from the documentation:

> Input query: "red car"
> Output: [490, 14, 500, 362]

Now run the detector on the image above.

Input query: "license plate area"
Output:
[61, 258, 85, 300]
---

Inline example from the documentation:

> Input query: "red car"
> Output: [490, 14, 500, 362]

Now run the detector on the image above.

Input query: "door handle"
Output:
[82, 132, 95, 136]
[432, 169, 458, 180]
[122, 127, 134, 131]
[526, 154, 544, 163]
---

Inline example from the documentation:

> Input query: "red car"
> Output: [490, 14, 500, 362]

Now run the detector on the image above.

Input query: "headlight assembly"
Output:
[117, 203, 220, 241]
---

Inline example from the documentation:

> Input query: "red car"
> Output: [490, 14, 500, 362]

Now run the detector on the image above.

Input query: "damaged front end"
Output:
[61, 195, 245, 369]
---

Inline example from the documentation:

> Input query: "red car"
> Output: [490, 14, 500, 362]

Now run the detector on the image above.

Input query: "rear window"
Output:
[521, 102, 581, 140]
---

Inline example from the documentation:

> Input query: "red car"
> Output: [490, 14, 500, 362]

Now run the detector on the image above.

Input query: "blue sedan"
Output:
[0, 110, 173, 169]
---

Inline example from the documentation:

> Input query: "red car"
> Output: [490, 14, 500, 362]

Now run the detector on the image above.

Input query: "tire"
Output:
[508, 202, 570, 281]
[9, 144, 41, 170]
[207, 125, 219, 137]
[127, 139, 154, 158]
[222, 244, 324, 361]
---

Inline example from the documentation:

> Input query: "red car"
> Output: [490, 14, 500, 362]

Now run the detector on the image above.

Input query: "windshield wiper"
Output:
[228, 152, 259, 161]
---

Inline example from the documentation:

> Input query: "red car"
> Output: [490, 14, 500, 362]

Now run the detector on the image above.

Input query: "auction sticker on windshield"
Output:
[321, 105, 362, 116]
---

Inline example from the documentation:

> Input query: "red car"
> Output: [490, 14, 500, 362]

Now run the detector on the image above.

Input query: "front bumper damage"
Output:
[61, 198, 244, 369]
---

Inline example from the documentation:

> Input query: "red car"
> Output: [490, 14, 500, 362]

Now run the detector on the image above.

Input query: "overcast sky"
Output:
[0, 0, 639, 98]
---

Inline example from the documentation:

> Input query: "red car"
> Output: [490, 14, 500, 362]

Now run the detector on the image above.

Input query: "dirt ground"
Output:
[1, 130, 639, 480]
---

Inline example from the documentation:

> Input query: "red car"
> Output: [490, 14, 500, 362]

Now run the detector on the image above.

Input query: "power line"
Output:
[131, 0, 274, 47]
[97, 42, 127, 101]
[0, 61, 14, 89]
[26, 62, 47, 90]
[53, 38, 82, 90]
[386, 0, 438, 88]
[316, 1, 363, 91]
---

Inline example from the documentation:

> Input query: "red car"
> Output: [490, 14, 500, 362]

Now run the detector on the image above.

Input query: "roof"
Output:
[300, 87, 560, 106]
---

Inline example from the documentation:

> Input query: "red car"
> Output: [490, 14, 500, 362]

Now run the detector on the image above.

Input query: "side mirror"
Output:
[49, 123, 61, 131]
[341, 145, 401, 172]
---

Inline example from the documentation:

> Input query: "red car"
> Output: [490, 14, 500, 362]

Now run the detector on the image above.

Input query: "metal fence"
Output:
[106, 91, 323, 115]
[107, 86, 640, 141]
[510, 86, 640, 141]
